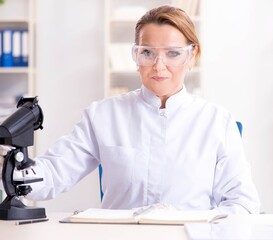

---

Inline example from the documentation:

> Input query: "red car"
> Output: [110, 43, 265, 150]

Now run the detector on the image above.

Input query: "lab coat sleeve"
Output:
[27, 103, 100, 200]
[212, 116, 260, 214]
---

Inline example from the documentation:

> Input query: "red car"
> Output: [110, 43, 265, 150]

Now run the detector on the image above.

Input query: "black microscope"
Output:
[0, 97, 46, 220]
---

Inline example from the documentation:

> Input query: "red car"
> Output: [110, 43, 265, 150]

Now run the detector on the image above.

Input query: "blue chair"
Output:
[98, 121, 243, 201]
[99, 164, 104, 201]
[236, 121, 243, 136]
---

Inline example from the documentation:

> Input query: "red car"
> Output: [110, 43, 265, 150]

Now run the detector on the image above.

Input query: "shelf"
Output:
[0, 21, 29, 30]
[0, 0, 36, 97]
[0, 67, 30, 74]
[0, 18, 37, 25]
[0, 18, 29, 23]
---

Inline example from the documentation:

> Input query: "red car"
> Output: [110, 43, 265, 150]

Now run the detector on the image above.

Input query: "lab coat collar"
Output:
[140, 85, 191, 113]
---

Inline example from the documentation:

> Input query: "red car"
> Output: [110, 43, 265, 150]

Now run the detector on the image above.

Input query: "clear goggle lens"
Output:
[132, 44, 194, 67]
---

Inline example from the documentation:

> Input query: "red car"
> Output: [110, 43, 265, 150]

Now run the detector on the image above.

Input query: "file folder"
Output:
[21, 30, 28, 67]
[2, 30, 13, 67]
[12, 30, 22, 67]
[0, 30, 2, 67]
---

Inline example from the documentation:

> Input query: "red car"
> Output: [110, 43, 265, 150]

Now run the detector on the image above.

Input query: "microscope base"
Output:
[0, 196, 46, 220]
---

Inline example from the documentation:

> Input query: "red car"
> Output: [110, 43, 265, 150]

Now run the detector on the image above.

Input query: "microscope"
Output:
[0, 97, 46, 220]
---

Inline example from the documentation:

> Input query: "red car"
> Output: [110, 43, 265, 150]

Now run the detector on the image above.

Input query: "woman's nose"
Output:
[152, 56, 167, 70]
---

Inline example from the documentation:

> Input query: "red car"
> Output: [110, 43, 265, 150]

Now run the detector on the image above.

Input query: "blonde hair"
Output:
[135, 5, 201, 63]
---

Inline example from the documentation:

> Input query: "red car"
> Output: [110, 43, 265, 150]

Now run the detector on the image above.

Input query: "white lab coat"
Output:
[30, 85, 260, 214]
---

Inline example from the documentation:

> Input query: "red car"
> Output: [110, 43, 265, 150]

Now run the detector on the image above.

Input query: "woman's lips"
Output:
[152, 76, 168, 81]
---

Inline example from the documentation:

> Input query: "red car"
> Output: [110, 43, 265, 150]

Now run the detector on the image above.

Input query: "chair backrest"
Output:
[236, 121, 243, 136]
[98, 121, 243, 201]
[99, 164, 104, 201]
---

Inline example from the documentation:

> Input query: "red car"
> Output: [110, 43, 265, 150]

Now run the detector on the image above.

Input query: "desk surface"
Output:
[1, 213, 273, 240]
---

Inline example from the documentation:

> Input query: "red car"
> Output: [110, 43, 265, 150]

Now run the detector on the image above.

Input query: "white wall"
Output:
[201, 0, 273, 213]
[35, 0, 104, 211]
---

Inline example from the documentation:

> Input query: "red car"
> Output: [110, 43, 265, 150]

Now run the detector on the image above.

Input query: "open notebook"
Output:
[61, 207, 226, 225]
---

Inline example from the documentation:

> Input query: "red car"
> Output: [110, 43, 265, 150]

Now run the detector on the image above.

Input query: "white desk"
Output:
[1, 213, 273, 240]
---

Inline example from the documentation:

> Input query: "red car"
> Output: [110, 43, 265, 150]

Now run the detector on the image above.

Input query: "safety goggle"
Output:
[132, 44, 194, 67]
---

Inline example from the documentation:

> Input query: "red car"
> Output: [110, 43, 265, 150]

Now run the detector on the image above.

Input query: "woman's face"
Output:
[137, 23, 195, 102]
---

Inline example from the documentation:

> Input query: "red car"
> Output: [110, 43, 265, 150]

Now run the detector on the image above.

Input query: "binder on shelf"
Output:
[2, 29, 13, 67]
[21, 30, 28, 67]
[0, 30, 2, 67]
[12, 30, 22, 67]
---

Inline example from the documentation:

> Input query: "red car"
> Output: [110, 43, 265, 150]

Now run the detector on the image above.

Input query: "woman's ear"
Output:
[188, 46, 197, 70]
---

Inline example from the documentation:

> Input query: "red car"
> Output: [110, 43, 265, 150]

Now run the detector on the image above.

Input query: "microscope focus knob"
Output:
[15, 152, 24, 162]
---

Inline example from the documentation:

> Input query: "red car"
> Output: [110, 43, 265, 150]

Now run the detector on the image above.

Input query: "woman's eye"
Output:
[141, 49, 152, 56]
[167, 51, 181, 57]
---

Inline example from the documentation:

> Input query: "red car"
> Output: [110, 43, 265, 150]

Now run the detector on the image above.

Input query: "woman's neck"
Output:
[159, 87, 183, 109]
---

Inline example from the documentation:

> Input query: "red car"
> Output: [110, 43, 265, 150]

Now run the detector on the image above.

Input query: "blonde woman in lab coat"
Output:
[0, 5, 260, 214]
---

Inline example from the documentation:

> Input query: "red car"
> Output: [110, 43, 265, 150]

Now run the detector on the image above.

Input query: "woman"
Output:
[0, 5, 260, 214]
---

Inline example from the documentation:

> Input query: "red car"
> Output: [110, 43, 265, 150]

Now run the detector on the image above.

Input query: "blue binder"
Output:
[21, 30, 28, 67]
[2, 29, 13, 67]
[12, 30, 22, 67]
[0, 30, 2, 67]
